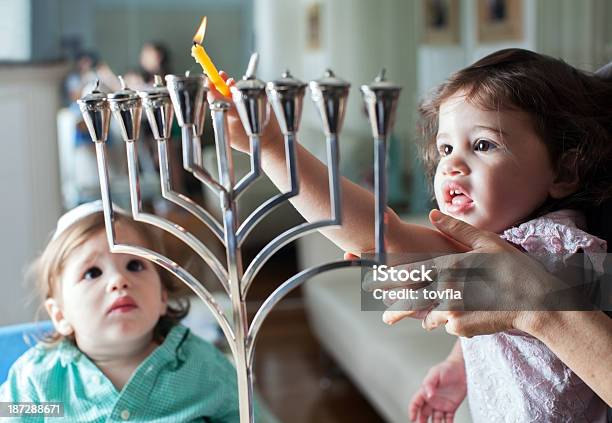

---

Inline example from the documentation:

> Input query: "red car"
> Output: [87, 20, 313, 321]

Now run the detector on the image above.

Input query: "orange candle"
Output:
[191, 17, 230, 97]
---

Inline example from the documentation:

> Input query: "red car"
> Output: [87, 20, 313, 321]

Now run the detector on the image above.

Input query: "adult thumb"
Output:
[429, 209, 497, 250]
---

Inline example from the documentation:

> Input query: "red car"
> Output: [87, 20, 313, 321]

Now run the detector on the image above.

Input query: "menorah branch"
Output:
[241, 219, 339, 297]
[181, 125, 225, 195]
[157, 139, 225, 242]
[246, 258, 377, 366]
[234, 135, 262, 199]
[236, 132, 299, 247]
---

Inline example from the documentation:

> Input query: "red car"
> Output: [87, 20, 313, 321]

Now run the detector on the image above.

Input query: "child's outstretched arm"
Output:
[409, 339, 466, 423]
[210, 73, 465, 255]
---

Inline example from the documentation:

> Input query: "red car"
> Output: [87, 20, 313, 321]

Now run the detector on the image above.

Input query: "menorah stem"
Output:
[181, 125, 224, 194]
[224, 204, 253, 423]
[374, 136, 387, 263]
[211, 103, 235, 193]
[211, 100, 255, 422]
[192, 133, 203, 167]
[284, 133, 300, 193]
[157, 139, 225, 243]
[236, 132, 299, 246]
[95, 142, 118, 248]
[326, 134, 342, 221]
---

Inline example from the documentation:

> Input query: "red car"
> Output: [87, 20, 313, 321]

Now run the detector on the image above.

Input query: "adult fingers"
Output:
[444, 311, 514, 337]
[381, 291, 436, 314]
[445, 412, 455, 423]
[422, 310, 451, 331]
[429, 209, 500, 251]
[383, 310, 422, 325]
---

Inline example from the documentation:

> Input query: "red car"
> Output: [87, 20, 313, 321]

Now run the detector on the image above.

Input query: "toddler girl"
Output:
[208, 48, 611, 422]
[406, 49, 611, 423]
[0, 201, 273, 422]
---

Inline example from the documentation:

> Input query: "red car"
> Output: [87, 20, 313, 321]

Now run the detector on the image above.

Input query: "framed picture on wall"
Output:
[422, 0, 460, 45]
[477, 0, 522, 43]
[306, 3, 322, 51]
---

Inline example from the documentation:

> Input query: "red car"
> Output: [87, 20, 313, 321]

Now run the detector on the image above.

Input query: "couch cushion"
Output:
[300, 234, 471, 422]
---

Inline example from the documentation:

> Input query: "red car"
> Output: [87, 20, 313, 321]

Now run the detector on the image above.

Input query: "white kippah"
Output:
[52, 200, 128, 241]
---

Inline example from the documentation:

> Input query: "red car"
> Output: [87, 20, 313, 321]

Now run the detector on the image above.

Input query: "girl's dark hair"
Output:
[418, 48, 612, 246]
[31, 212, 189, 345]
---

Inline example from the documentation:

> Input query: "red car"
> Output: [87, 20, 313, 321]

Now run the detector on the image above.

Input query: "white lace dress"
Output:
[461, 210, 608, 422]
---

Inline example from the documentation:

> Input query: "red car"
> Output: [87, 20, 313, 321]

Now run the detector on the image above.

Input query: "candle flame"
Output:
[193, 16, 207, 45]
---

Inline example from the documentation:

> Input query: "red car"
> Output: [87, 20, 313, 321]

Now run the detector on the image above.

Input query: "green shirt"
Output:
[0, 325, 274, 422]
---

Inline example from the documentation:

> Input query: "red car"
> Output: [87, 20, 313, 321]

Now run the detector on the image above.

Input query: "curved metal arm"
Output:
[157, 139, 224, 243]
[246, 258, 377, 366]
[374, 136, 387, 263]
[94, 142, 236, 357]
[126, 141, 230, 294]
[241, 134, 343, 297]
[192, 133, 203, 167]
[237, 133, 299, 246]
[234, 135, 261, 199]
[181, 126, 225, 196]
[241, 220, 338, 297]
[115, 242, 236, 357]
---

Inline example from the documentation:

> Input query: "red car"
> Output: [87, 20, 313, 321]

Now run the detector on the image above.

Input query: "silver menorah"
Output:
[77, 53, 401, 422]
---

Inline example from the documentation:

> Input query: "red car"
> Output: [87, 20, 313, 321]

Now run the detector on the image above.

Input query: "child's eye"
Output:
[83, 267, 102, 280]
[438, 144, 453, 156]
[127, 259, 145, 272]
[474, 139, 497, 152]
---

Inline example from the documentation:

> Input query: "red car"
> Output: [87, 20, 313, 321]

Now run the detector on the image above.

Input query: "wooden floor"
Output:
[252, 304, 384, 423]
[245, 245, 385, 423]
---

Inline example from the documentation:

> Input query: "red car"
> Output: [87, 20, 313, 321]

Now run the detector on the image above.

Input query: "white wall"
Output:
[417, 0, 611, 97]
[254, 0, 419, 195]
[418, 0, 537, 97]
[0, 64, 65, 325]
[0, 0, 63, 62]
[0, 0, 31, 61]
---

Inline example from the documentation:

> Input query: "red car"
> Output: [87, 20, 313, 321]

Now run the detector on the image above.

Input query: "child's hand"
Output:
[206, 71, 283, 155]
[409, 359, 466, 423]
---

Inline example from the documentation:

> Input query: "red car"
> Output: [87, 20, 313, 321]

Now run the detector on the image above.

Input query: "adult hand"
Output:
[378, 209, 565, 337]
[371, 210, 612, 406]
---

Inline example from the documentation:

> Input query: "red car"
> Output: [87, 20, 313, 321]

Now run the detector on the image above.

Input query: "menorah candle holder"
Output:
[78, 53, 401, 422]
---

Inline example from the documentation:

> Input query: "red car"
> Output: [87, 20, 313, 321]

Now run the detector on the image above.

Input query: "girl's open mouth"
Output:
[443, 182, 474, 214]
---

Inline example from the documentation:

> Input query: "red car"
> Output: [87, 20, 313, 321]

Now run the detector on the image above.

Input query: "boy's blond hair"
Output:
[30, 212, 189, 345]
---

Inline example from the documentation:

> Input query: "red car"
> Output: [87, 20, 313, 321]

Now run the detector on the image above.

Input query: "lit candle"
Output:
[191, 16, 231, 97]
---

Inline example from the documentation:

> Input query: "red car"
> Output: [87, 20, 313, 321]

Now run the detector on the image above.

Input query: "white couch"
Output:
[298, 230, 471, 423]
